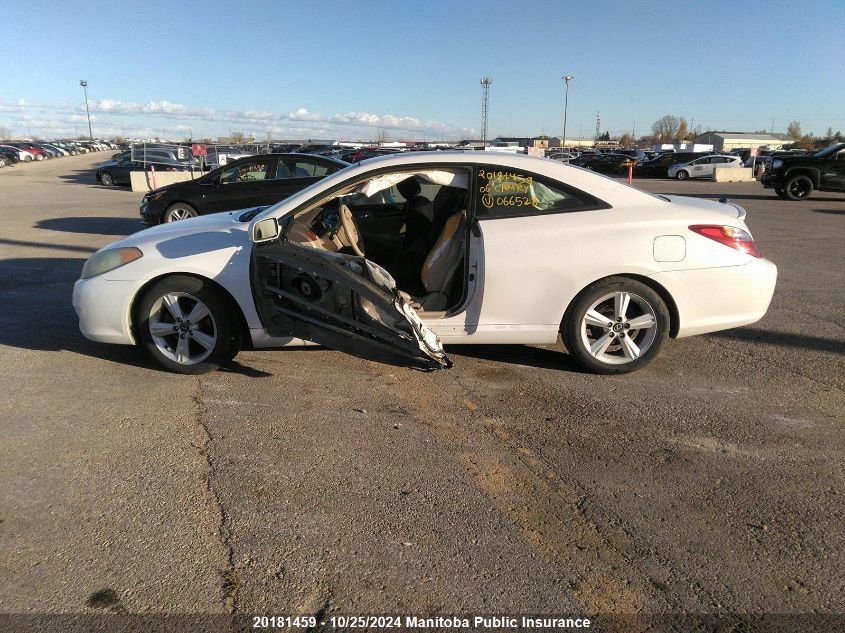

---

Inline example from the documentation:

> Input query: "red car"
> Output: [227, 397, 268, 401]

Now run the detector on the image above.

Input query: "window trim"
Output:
[473, 163, 611, 221]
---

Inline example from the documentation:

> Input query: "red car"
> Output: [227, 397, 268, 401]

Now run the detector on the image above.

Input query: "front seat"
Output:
[400, 211, 466, 312]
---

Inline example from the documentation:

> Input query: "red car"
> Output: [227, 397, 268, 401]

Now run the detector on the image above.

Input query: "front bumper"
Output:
[760, 172, 785, 189]
[73, 275, 138, 345]
[139, 199, 162, 226]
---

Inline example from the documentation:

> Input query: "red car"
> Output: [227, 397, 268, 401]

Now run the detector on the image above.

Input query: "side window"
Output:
[476, 166, 608, 219]
[220, 160, 269, 183]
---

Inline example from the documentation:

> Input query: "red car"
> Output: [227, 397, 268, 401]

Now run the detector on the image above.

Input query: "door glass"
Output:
[221, 160, 269, 184]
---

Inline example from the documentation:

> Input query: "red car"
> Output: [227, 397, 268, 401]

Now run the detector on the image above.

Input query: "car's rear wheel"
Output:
[783, 175, 813, 201]
[137, 275, 240, 374]
[164, 203, 198, 223]
[675, 170, 689, 180]
[562, 277, 670, 374]
[100, 172, 114, 186]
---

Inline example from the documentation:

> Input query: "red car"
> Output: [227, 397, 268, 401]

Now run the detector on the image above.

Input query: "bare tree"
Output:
[230, 131, 245, 144]
[618, 132, 635, 148]
[0, 125, 10, 139]
[651, 115, 680, 143]
[787, 121, 802, 140]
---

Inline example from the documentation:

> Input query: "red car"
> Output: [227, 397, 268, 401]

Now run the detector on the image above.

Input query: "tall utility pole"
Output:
[480, 77, 492, 147]
[561, 75, 573, 150]
[595, 111, 601, 141]
[79, 80, 93, 140]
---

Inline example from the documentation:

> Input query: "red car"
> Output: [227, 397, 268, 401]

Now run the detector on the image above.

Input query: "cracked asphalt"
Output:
[0, 154, 842, 624]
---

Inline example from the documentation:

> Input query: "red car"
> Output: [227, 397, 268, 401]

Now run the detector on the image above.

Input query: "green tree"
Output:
[826, 126, 833, 139]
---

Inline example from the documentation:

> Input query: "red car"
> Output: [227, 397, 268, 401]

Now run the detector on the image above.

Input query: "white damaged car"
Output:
[73, 151, 777, 374]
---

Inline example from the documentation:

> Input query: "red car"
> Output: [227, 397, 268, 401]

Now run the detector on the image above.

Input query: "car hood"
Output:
[98, 159, 118, 168]
[662, 195, 747, 221]
[103, 210, 252, 253]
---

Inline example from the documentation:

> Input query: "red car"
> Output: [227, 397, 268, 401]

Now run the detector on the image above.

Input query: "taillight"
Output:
[689, 224, 762, 258]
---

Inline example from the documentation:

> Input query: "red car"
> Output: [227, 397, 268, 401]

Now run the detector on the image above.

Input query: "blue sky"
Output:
[1, 0, 843, 140]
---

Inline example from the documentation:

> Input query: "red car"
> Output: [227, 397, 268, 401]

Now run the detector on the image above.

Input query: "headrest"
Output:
[397, 177, 421, 199]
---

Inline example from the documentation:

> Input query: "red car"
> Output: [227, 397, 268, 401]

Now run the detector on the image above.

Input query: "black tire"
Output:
[775, 188, 788, 199]
[100, 172, 114, 186]
[561, 277, 670, 374]
[675, 170, 689, 180]
[783, 175, 813, 201]
[136, 275, 241, 374]
[643, 167, 655, 178]
[163, 203, 198, 223]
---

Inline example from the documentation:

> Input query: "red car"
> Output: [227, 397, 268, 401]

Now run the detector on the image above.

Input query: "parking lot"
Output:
[1, 153, 843, 622]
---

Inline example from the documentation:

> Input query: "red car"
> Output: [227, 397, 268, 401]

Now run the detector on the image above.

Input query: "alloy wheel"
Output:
[579, 291, 658, 365]
[148, 292, 218, 365]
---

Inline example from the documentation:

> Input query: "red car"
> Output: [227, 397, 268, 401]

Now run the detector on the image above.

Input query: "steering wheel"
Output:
[339, 204, 366, 257]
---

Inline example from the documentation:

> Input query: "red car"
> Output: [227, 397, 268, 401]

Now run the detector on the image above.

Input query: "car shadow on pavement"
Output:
[59, 169, 123, 189]
[0, 256, 163, 370]
[36, 216, 144, 237]
[709, 327, 845, 355]
[0, 255, 274, 376]
[813, 208, 845, 215]
[447, 343, 583, 372]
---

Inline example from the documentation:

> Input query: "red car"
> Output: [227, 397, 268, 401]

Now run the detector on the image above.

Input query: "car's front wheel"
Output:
[137, 275, 241, 374]
[783, 175, 813, 201]
[163, 203, 198, 223]
[562, 277, 670, 374]
[100, 172, 114, 186]
[775, 187, 788, 199]
[675, 170, 689, 180]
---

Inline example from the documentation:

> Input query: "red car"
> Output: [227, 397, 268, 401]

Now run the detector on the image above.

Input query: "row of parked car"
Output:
[549, 147, 796, 180]
[0, 139, 116, 168]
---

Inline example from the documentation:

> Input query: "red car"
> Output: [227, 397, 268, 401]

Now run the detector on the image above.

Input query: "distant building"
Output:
[694, 132, 792, 151]
[549, 136, 595, 149]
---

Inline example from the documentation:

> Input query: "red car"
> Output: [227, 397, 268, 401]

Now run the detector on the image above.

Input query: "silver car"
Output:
[668, 155, 744, 180]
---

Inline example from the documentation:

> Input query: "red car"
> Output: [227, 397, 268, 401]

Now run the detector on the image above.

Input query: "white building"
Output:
[694, 132, 792, 151]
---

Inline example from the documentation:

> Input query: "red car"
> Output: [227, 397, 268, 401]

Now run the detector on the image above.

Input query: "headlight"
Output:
[80, 247, 143, 279]
[771, 159, 783, 169]
[144, 191, 166, 201]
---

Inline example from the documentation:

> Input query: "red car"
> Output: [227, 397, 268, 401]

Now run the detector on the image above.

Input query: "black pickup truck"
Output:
[761, 142, 845, 200]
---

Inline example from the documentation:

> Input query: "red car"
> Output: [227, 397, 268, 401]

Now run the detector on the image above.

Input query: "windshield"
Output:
[812, 143, 845, 158]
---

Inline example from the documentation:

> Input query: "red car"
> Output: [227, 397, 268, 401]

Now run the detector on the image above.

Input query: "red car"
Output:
[8, 143, 49, 160]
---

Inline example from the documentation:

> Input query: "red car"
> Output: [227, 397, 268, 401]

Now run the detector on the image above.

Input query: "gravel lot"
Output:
[0, 154, 842, 626]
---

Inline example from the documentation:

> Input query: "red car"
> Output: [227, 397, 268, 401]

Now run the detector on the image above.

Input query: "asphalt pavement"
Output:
[0, 154, 842, 627]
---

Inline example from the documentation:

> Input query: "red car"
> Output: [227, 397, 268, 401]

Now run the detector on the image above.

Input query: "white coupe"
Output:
[73, 152, 777, 374]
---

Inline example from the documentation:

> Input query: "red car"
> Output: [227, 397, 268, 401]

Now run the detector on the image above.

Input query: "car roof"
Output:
[257, 150, 661, 222]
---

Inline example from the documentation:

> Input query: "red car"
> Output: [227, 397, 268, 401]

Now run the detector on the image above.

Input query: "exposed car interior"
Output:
[284, 168, 471, 314]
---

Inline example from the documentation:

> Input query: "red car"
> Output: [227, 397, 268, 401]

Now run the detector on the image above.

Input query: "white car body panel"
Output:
[73, 152, 777, 353]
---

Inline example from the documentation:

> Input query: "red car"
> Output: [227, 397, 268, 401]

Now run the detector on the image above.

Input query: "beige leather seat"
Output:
[400, 211, 466, 311]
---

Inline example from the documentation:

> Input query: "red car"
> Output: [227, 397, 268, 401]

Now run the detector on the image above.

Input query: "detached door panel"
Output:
[252, 240, 449, 369]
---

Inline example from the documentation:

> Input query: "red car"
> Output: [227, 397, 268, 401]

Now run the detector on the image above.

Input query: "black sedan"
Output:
[139, 153, 348, 224]
[570, 153, 638, 174]
[96, 156, 192, 187]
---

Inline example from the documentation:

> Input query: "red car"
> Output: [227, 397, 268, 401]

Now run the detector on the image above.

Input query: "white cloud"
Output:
[0, 97, 473, 139]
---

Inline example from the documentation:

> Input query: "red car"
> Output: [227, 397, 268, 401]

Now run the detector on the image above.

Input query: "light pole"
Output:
[79, 80, 93, 140]
[562, 75, 573, 151]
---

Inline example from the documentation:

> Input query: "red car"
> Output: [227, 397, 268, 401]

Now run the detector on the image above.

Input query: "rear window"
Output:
[476, 166, 608, 219]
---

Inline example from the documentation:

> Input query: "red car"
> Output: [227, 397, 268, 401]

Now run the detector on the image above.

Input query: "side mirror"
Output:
[253, 217, 280, 242]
